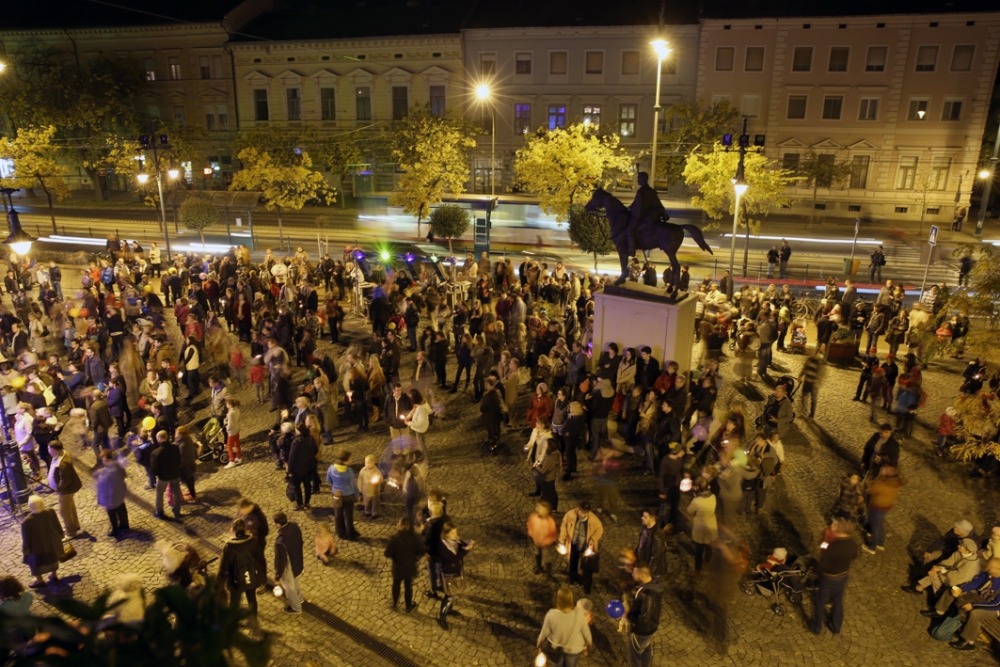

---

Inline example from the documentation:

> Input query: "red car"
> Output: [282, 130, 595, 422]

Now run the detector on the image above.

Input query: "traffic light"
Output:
[754, 134, 766, 147]
[138, 134, 151, 148]
[722, 133, 733, 147]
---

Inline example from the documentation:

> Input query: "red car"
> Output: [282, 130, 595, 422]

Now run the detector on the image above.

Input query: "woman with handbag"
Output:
[537, 585, 592, 667]
[437, 522, 473, 626]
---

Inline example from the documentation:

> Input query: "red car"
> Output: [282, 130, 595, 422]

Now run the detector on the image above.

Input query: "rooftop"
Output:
[1, 0, 243, 31]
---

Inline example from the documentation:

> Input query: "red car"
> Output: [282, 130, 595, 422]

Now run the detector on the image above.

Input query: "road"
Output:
[11, 201, 976, 290]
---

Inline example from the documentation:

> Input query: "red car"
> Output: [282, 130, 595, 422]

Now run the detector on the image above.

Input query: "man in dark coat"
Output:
[636, 347, 660, 389]
[626, 562, 664, 666]
[273, 512, 305, 614]
[861, 424, 900, 478]
[480, 377, 504, 451]
[150, 431, 182, 520]
[384, 516, 426, 612]
[88, 390, 114, 457]
[635, 511, 669, 578]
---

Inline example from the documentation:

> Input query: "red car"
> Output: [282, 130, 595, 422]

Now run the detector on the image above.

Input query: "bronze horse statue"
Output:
[584, 187, 713, 289]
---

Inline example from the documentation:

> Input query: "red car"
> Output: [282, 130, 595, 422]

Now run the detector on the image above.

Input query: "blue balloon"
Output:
[606, 599, 625, 619]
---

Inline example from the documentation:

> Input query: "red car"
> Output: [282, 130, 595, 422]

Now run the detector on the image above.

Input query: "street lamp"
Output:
[135, 127, 175, 260]
[917, 109, 926, 120]
[649, 39, 671, 186]
[0, 189, 36, 256]
[475, 83, 495, 197]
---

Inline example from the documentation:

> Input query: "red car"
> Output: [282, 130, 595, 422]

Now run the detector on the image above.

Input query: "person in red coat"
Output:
[525, 383, 553, 427]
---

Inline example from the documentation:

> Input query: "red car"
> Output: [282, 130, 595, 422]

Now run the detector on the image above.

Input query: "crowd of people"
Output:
[1, 232, 997, 665]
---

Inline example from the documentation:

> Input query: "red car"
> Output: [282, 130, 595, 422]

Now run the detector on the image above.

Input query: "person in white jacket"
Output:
[404, 388, 432, 451]
[148, 243, 162, 276]
[224, 398, 242, 468]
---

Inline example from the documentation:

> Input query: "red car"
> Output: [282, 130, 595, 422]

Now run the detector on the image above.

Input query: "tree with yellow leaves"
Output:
[388, 108, 478, 238]
[229, 147, 334, 245]
[0, 125, 70, 233]
[514, 124, 633, 221]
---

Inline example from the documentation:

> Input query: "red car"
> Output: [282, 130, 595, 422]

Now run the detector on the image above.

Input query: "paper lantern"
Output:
[605, 599, 625, 619]
[142, 416, 156, 430]
[79, 308, 90, 317]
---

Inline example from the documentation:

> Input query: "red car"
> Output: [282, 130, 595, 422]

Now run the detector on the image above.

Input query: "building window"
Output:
[253, 89, 268, 121]
[547, 105, 566, 130]
[942, 98, 963, 121]
[168, 56, 181, 80]
[716, 47, 735, 71]
[200, 56, 211, 79]
[848, 204, 862, 212]
[828, 47, 850, 72]
[480, 54, 496, 76]
[515, 52, 532, 75]
[585, 52, 604, 74]
[662, 57, 677, 75]
[896, 157, 918, 189]
[745, 47, 764, 72]
[287, 88, 301, 121]
[173, 105, 186, 123]
[782, 153, 801, 173]
[392, 86, 408, 120]
[430, 86, 445, 117]
[865, 46, 887, 72]
[930, 157, 951, 190]
[711, 94, 731, 106]
[951, 45, 975, 71]
[927, 207, 940, 215]
[550, 52, 567, 75]
[741, 94, 760, 118]
[787, 95, 807, 119]
[915, 45, 938, 71]
[144, 57, 156, 81]
[895, 206, 908, 214]
[822, 97, 843, 120]
[514, 103, 531, 134]
[859, 97, 878, 121]
[814, 203, 827, 210]
[356, 86, 371, 121]
[212, 54, 224, 78]
[582, 105, 601, 129]
[619, 104, 636, 137]
[216, 105, 228, 130]
[792, 46, 813, 71]
[204, 106, 215, 130]
[815, 154, 836, 186]
[907, 98, 929, 120]
[850, 155, 870, 188]
[320, 88, 336, 120]
[621, 51, 639, 75]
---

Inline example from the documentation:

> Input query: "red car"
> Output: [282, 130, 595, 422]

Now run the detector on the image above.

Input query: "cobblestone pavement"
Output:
[1, 280, 998, 666]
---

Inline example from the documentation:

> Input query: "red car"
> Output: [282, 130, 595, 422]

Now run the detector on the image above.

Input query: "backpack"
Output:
[229, 544, 261, 592]
[930, 612, 963, 642]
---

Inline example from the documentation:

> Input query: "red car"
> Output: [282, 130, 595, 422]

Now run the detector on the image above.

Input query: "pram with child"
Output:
[741, 548, 817, 616]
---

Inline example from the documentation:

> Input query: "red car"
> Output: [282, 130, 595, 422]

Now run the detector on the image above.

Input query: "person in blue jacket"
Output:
[326, 449, 359, 541]
[923, 557, 1000, 651]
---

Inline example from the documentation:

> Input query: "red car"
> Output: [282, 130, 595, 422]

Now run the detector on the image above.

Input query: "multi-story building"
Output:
[696, 12, 1000, 223]
[0, 0, 269, 192]
[462, 24, 700, 195]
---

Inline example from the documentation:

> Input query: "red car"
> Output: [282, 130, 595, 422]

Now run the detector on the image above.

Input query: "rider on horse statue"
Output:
[627, 171, 666, 258]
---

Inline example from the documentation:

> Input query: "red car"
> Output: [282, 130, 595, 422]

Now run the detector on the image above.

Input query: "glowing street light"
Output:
[649, 39, 672, 186]
[917, 109, 926, 120]
[0, 188, 36, 256]
[476, 84, 490, 101]
[980, 170, 992, 180]
[475, 83, 495, 196]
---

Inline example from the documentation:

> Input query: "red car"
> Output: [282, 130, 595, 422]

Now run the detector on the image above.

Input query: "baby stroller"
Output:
[196, 417, 228, 465]
[742, 552, 816, 616]
[789, 317, 808, 353]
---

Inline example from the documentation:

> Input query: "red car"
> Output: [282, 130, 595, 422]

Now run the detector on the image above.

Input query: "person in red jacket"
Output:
[937, 407, 956, 457]
[527, 502, 557, 575]
[525, 383, 553, 427]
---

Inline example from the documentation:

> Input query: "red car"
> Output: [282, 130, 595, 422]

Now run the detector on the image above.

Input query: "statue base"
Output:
[592, 283, 697, 377]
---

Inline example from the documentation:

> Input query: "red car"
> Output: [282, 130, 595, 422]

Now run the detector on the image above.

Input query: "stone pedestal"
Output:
[592, 284, 697, 376]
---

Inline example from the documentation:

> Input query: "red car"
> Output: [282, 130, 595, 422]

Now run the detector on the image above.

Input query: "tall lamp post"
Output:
[726, 119, 750, 299]
[649, 39, 671, 186]
[136, 128, 178, 260]
[476, 84, 495, 196]
[976, 127, 1000, 237]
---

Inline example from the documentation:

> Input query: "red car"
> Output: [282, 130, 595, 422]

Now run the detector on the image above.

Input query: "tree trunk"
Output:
[38, 177, 57, 234]
[277, 205, 284, 247]
[416, 206, 423, 239]
[593, 253, 598, 271]
[810, 182, 818, 223]
[199, 229, 206, 245]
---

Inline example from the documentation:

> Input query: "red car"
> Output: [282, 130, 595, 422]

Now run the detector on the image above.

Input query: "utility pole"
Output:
[976, 127, 1000, 237]
[726, 118, 749, 299]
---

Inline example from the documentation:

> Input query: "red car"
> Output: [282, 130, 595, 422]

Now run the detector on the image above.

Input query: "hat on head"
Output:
[946, 407, 957, 417]
[955, 520, 974, 536]
[960, 538, 978, 553]
[772, 548, 788, 561]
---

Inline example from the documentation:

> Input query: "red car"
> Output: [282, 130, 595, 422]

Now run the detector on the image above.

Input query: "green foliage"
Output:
[0, 578, 271, 666]
[0, 125, 71, 232]
[179, 197, 218, 244]
[930, 243, 999, 360]
[657, 100, 739, 186]
[514, 124, 633, 221]
[796, 152, 855, 221]
[682, 144, 796, 233]
[429, 205, 471, 240]
[388, 108, 478, 236]
[568, 207, 614, 270]
[230, 148, 334, 212]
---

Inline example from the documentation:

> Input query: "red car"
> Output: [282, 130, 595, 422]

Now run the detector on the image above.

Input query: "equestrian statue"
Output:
[584, 171, 713, 291]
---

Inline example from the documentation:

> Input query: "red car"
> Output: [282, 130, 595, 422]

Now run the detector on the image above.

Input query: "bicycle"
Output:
[791, 292, 822, 319]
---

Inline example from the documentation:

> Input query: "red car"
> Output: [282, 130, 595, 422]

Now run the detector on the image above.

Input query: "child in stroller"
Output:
[742, 548, 816, 616]
[196, 417, 229, 464]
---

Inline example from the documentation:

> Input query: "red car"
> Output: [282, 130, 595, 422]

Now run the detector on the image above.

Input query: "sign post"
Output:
[849, 217, 860, 263]
[920, 225, 938, 297]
